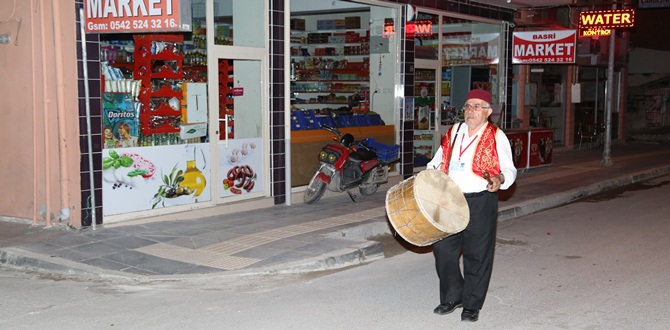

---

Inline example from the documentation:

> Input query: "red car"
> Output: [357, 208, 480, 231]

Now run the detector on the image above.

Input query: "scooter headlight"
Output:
[319, 151, 328, 160]
[328, 153, 337, 163]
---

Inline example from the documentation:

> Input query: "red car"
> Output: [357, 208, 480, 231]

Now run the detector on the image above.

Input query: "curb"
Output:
[0, 247, 132, 280]
[2, 166, 669, 280]
[0, 240, 385, 282]
[498, 164, 670, 221]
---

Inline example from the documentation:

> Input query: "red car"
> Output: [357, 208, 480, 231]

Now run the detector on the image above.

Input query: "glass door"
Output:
[206, 0, 268, 201]
[216, 59, 266, 199]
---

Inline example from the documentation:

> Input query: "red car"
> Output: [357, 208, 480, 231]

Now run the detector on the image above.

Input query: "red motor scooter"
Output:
[303, 121, 400, 204]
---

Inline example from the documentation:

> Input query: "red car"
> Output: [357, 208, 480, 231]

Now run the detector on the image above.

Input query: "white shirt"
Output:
[426, 124, 517, 193]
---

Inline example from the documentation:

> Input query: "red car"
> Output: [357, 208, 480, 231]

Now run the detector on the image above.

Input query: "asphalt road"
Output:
[2, 174, 669, 329]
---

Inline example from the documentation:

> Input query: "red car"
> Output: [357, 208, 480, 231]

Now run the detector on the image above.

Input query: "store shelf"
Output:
[218, 59, 235, 139]
[133, 34, 184, 136]
[290, 16, 370, 119]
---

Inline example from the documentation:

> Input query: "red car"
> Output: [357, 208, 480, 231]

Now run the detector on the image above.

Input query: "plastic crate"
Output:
[335, 114, 356, 128]
[290, 111, 303, 130]
[362, 138, 399, 162]
[352, 114, 371, 126]
[315, 115, 335, 128]
[292, 110, 319, 130]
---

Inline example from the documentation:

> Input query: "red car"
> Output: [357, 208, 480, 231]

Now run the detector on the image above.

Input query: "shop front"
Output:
[287, 0, 516, 183]
[79, 0, 517, 224]
[408, 10, 510, 169]
[88, 0, 271, 222]
[288, 0, 403, 187]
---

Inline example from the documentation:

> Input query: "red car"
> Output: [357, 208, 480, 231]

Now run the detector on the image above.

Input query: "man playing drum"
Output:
[426, 89, 517, 322]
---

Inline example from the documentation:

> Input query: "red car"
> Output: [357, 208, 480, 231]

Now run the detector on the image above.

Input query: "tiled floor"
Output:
[135, 206, 386, 270]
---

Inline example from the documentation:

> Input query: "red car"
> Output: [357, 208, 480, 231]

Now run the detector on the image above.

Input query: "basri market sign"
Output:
[578, 9, 635, 38]
[84, 0, 192, 33]
[512, 30, 576, 64]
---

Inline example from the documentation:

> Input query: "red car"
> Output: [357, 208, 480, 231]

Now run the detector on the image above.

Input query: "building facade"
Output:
[2, 0, 636, 230]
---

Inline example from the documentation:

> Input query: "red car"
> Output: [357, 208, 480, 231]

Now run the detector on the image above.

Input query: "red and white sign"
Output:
[442, 33, 499, 67]
[84, 0, 192, 34]
[512, 30, 576, 64]
[232, 87, 244, 96]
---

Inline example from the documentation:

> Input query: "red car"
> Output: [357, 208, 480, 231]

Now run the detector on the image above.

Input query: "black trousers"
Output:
[433, 191, 498, 310]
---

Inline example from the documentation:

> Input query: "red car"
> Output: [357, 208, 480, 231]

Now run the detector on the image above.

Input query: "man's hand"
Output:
[486, 173, 504, 192]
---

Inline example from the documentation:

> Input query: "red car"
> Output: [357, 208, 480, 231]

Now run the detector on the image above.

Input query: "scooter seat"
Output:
[350, 149, 377, 161]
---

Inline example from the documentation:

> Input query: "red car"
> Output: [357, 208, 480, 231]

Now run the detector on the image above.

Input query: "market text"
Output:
[514, 43, 575, 57]
[87, 0, 174, 19]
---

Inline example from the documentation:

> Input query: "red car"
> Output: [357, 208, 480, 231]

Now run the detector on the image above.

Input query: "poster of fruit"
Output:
[219, 138, 264, 197]
[102, 143, 211, 216]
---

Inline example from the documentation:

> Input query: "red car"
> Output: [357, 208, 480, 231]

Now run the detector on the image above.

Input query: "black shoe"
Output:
[433, 301, 463, 315]
[461, 308, 479, 322]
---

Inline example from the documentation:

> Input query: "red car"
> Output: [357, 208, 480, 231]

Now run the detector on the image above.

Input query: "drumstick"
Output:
[483, 172, 493, 186]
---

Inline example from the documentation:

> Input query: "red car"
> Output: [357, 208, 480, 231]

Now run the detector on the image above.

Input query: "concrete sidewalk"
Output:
[2, 142, 670, 280]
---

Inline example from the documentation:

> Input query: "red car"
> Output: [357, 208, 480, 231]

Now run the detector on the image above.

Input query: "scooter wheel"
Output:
[304, 175, 327, 204]
[359, 184, 379, 196]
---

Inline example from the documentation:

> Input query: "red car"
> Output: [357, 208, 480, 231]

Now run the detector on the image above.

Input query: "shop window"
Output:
[211, 0, 265, 47]
[218, 59, 263, 140]
[413, 13, 439, 60]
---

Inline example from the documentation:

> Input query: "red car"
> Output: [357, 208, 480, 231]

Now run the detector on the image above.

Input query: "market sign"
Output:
[512, 30, 576, 64]
[84, 0, 192, 33]
[442, 33, 499, 66]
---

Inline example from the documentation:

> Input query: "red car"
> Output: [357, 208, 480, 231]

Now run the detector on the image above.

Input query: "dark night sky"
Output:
[629, 6, 670, 51]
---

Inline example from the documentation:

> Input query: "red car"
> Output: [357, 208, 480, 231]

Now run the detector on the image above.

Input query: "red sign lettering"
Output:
[84, 0, 191, 33]
[406, 20, 434, 38]
[512, 30, 577, 64]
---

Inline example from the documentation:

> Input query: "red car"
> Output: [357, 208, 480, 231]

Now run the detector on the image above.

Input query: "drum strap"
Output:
[444, 122, 463, 175]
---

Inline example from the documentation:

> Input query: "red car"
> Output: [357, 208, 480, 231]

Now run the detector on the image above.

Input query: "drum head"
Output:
[414, 170, 469, 234]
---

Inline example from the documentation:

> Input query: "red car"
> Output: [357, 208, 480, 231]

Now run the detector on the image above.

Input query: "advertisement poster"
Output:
[415, 86, 434, 130]
[506, 131, 529, 170]
[102, 93, 140, 149]
[219, 138, 264, 197]
[102, 143, 211, 216]
[512, 30, 576, 64]
[404, 97, 415, 122]
[645, 94, 663, 127]
[529, 130, 554, 167]
[442, 33, 499, 66]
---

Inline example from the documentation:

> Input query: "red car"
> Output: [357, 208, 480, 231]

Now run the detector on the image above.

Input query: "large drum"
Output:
[385, 170, 469, 246]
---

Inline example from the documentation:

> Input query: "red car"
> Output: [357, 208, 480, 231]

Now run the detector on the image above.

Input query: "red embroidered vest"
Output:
[439, 122, 501, 178]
